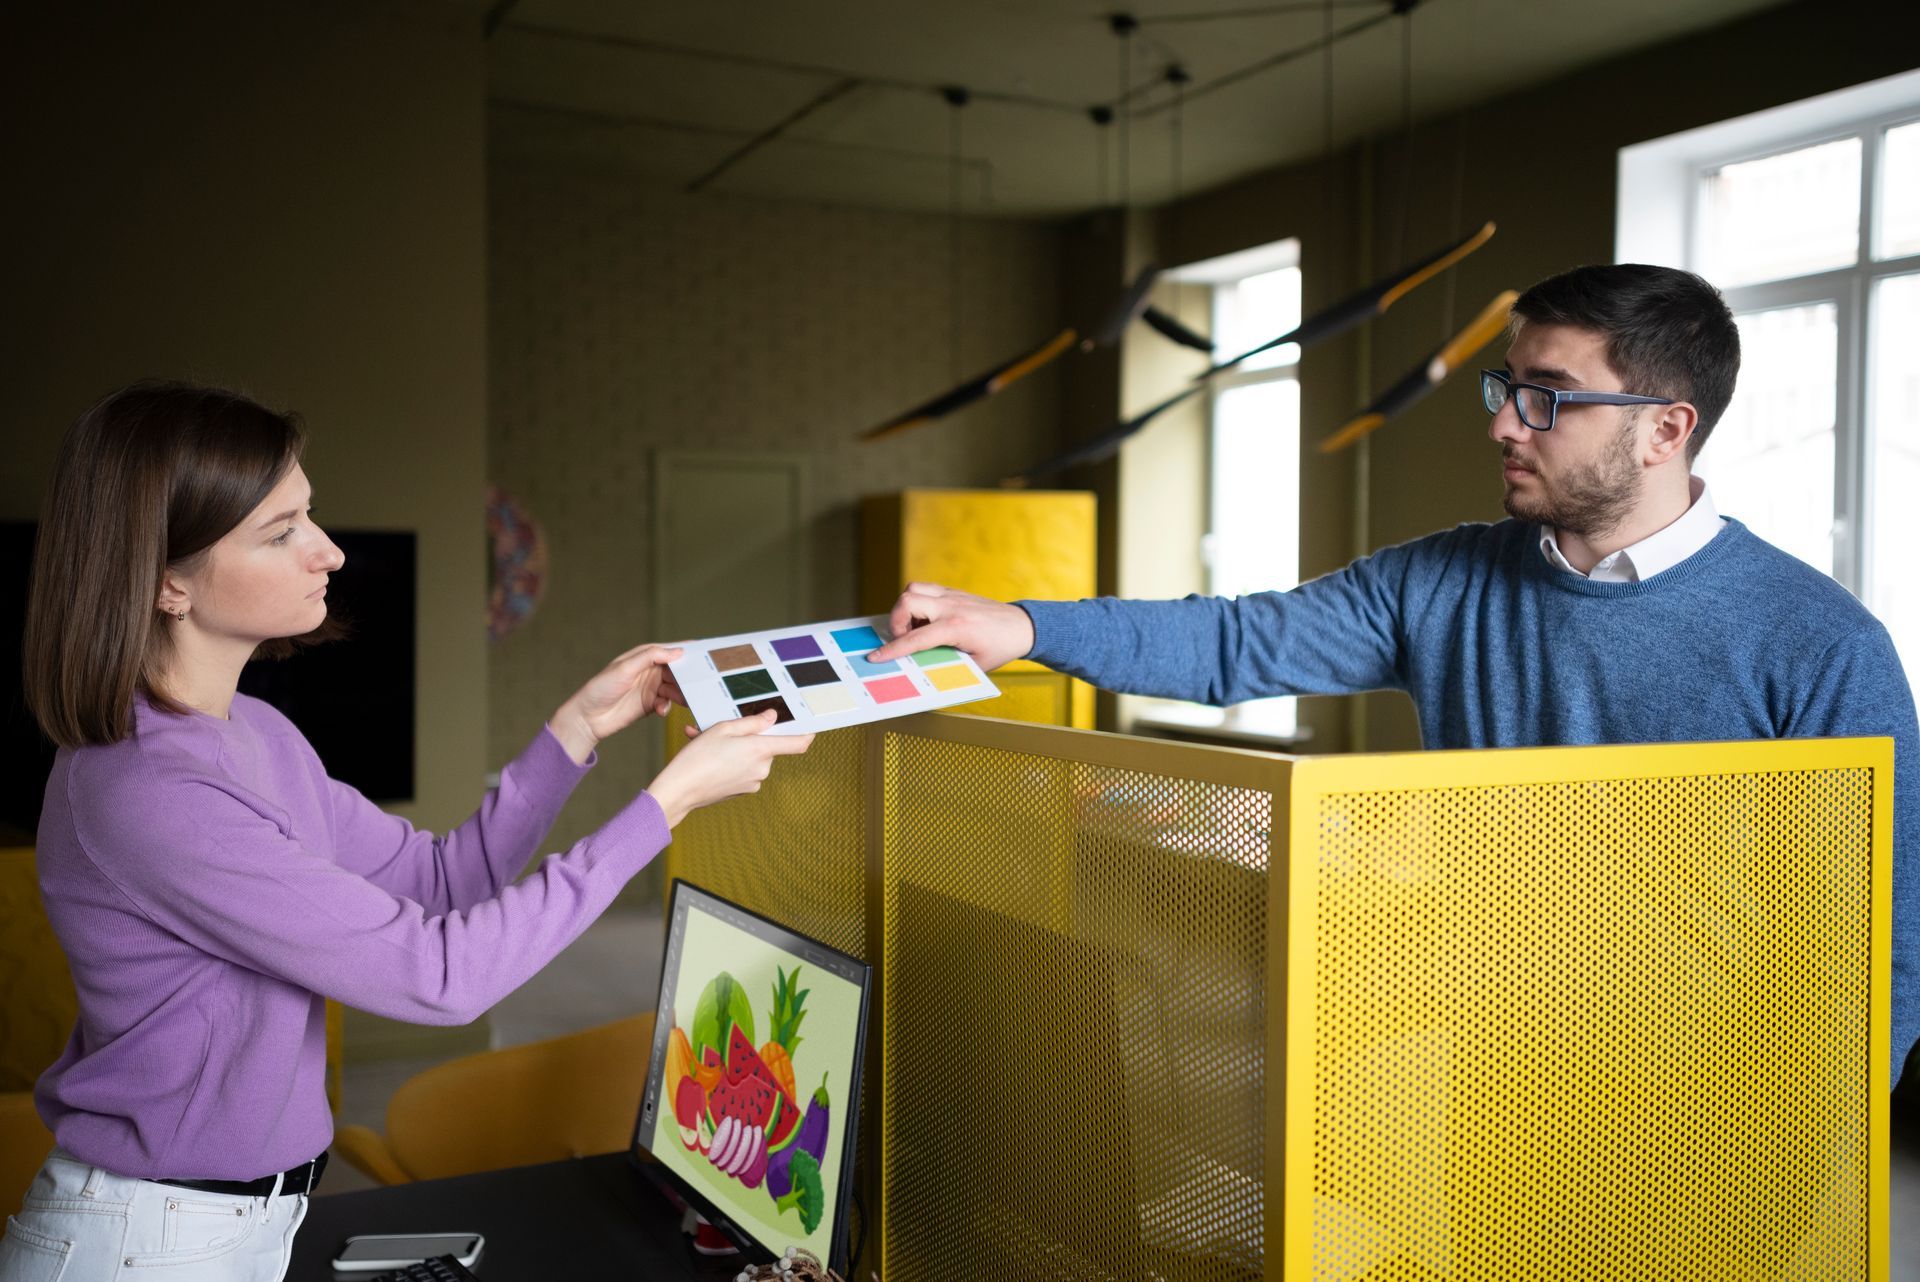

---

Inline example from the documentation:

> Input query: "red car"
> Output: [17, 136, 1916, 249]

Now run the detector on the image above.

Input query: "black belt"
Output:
[154, 1151, 327, 1199]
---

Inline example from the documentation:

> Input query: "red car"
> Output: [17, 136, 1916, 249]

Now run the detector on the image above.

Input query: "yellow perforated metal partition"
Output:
[664, 714, 1891, 1279]
[1288, 741, 1889, 1282]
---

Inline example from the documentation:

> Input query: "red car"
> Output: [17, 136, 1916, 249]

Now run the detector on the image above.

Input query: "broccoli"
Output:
[773, 1149, 824, 1234]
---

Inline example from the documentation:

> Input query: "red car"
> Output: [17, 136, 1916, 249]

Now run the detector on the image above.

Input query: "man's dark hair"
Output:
[1511, 264, 1740, 461]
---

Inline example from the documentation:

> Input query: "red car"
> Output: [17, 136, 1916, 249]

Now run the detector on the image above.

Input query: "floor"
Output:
[318, 906, 1920, 1276]
[320, 906, 665, 1197]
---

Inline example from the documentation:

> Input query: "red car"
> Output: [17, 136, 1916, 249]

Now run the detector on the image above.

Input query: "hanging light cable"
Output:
[1091, 105, 1115, 207]
[1391, 0, 1416, 269]
[1111, 13, 1138, 210]
[1167, 64, 1190, 316]
[944, 86, 969, 383]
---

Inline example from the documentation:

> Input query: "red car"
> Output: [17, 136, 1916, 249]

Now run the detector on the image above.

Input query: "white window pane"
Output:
[1214, 265, 1302, 371]
[1211, 379, 1300, 598]
[1870, 272, 1920, 686]
[1702, 138, 1861, 286]
[1211, 378, 1300, 737]
[1880, 120, 1920, 260]
[1697, 303, 1838, 577]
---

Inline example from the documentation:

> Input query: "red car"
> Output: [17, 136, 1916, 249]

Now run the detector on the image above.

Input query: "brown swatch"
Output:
[710, 643, 763, 672]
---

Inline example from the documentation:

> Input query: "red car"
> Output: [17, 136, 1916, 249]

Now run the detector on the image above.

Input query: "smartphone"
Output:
[331, 1232, 484, 1272]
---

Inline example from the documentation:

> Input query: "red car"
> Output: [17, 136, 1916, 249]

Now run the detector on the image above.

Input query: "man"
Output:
[871, 263, 1920, 1084]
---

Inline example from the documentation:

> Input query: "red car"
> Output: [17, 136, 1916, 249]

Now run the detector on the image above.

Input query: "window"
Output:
[1129, 239, 1303, 743]
[1620, 69, 1920, 686]
[1205, 256, 1302, 739]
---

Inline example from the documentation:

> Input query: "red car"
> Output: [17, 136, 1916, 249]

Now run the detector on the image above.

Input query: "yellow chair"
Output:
[332, 1013, 656, 1185]
[0, 847, 78, 1096]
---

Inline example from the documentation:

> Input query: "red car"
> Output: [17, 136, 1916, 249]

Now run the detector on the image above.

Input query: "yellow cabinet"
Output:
[861, 489, 1095, 729]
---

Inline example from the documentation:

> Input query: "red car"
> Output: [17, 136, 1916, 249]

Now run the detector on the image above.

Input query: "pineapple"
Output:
[761, 966, 809, 1105]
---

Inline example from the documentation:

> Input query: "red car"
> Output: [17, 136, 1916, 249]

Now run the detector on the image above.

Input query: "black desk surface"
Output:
[292, 1153, 727, 1281]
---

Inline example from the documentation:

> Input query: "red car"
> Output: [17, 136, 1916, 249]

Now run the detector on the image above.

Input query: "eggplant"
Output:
[766, 1073, 831, 1200]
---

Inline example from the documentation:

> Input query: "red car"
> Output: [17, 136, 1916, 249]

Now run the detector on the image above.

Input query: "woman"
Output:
[0, 382, 809, 1280]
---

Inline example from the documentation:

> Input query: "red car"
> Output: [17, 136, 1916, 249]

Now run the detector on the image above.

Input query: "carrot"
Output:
[760, 1041, 798, 1106]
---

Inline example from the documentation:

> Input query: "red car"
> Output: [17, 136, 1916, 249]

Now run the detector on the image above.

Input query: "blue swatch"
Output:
[846, 653, 899, 678]
[830, 625, 885, 653]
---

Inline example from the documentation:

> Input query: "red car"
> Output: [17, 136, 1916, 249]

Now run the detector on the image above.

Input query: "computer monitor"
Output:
[631, 881, 871, 1275]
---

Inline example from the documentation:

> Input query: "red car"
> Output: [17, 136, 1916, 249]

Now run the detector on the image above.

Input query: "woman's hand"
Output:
[646, 711, 813, 828]
[550, 643, 686, 765]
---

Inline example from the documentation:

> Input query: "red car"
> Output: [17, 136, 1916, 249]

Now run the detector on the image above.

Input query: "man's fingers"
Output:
[886, 587, 950, 646]
[766, 733, 814, 755]
[871, 617, 960, 663]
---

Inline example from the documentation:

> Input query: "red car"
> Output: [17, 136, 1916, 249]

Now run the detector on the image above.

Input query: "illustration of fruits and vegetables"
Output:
[663, 966, 833, 1235]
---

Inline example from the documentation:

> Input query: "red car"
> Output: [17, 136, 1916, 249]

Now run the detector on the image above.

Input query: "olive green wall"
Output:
[0, 0, 490, 830]
[485, 157, 1068, 900]
[1139, 0, 1920, 752]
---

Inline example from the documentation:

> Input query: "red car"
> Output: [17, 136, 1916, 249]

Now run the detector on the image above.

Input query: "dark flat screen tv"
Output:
[0, 521, 416, 843]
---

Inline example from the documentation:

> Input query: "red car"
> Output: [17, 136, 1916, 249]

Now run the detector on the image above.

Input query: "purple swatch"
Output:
[771, 634, 824, 661]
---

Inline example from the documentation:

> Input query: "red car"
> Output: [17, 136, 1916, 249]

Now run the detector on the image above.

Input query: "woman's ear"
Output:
[155, 572, 191, 620]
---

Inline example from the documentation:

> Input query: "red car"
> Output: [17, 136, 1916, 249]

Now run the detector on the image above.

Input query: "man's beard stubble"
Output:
[1501, 418, 1642, 539]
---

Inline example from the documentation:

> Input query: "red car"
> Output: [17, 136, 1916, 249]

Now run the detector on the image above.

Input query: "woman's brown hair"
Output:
[23, 382, 315, 747]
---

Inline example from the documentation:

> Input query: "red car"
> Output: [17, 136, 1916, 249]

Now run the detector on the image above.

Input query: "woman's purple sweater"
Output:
[32, 693, 669, 1181]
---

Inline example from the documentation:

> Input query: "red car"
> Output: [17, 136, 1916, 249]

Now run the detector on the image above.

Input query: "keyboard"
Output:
[371, 1257, 480, 1281]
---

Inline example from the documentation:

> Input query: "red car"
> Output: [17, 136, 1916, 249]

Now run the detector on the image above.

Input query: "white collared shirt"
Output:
[1539, 475, 1724, 583]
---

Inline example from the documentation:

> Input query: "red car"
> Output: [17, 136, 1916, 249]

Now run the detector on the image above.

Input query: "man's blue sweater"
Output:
[1021, 517, 1920, 1084]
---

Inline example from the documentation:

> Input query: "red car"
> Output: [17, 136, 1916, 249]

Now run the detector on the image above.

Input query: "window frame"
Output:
[1687, 104, 1920, 600]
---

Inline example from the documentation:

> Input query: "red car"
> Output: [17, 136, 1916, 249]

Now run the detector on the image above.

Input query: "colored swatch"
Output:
[830, 625, 885, 653]
[802, 685, 859, 716]
[785, 659, 839, 687]
[709, 643, 762, 672]
[846, 653, 899, 678]
[926, 664, 980, 692]
[911, 647, 963, 668]
[771, 634, 823, 661]
[736, 696, 795, 723]
[723, 669, 777, 699]
[864, 675, 918, 703]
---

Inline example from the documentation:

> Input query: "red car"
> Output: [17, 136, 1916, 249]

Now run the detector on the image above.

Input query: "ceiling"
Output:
[485, 0, 1791, 217]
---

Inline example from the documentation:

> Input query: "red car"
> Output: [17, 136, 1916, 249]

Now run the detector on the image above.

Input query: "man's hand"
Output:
[551, 643, 686, 764]
[867, 582, 1035, 672]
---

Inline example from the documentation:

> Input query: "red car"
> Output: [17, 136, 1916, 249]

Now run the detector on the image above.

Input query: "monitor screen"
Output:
[632, 881, 870, 1274]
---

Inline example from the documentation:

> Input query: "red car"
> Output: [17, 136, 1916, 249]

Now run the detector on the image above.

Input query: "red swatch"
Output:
[864, 675, 918, 703]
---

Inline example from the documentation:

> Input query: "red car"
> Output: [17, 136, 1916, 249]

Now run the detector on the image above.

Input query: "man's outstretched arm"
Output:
[869, 547, 1417, 707]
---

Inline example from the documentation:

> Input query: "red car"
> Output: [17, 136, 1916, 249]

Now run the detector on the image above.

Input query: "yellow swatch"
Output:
[926, 664, 980, 692]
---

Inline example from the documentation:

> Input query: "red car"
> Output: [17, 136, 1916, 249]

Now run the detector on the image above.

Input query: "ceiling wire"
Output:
[1390, 5, 1414, 268]
[1443, 110, 1468, 339]
[1133, 5, 1398, 117]
[503, 21, 1091, 116]
[1091, 106, 1114, 206]
[947, 88, 969, 382]
[685, 78, 859, 193]
[1114, 14, 1137, 210]
[1139, 0, 1384, 21]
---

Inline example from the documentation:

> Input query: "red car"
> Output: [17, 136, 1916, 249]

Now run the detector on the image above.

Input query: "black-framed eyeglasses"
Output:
[1480, 368, 1675, 432]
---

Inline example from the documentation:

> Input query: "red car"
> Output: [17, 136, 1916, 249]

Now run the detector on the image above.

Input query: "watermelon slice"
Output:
[766, 1089, 801, 1152]
[710, 1072, 779, 1132]
[724, 1023, 774, 1087]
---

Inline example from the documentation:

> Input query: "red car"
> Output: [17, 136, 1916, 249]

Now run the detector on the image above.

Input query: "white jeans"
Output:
[0, 1149, 308, 1282]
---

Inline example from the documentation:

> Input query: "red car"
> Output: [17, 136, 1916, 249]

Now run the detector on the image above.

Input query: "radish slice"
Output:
[711, 1116, 737, 1169]
[732, 1125, 762, 1177]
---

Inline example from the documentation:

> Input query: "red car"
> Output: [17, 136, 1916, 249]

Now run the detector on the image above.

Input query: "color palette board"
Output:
[669, 614, 999, 735]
